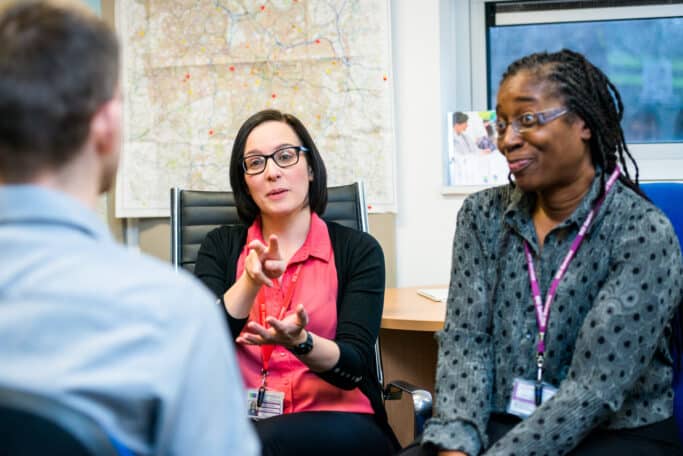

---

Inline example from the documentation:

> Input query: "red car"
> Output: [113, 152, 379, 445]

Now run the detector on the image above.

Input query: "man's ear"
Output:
[90, 96, 121, 157]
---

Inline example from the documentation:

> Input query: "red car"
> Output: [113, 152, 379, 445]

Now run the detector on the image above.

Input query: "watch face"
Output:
[290, 331, 313, 355]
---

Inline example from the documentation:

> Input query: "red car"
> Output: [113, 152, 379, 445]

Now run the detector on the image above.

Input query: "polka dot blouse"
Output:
[422, 173, 683, 455]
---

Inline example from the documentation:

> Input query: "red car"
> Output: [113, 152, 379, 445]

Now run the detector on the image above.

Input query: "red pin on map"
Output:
[229, 66, 235, 72]
[271, 93, 277, 99]
[209, 129, 214, 136]
[315, 39, 321, 44]
[260, 5, 265, 11]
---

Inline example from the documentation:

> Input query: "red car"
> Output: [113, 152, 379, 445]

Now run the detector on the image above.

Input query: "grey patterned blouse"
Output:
[422, 172, 683, 455]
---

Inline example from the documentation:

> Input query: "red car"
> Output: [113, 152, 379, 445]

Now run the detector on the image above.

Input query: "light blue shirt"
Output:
[0, 185, 259, 456]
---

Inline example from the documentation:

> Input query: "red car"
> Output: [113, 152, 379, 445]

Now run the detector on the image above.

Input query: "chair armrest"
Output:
[384, 380, 433, 438]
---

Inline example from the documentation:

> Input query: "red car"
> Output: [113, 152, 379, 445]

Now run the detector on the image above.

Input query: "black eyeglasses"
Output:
[242, 145, 308, 175]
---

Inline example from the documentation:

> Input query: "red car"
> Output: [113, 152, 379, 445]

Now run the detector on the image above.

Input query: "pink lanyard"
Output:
[256, 263, 302, 406]
[523, 168, 620, 405]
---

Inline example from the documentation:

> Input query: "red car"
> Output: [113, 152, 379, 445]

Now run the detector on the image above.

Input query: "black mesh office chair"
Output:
[170, 181, 432, 437]
[0, 386, 121, 456]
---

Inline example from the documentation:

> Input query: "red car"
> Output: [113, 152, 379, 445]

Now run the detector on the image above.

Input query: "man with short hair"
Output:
[0, 2, 259, 454]
[451, 111, 478, 156]
[449, 111, 479, 185]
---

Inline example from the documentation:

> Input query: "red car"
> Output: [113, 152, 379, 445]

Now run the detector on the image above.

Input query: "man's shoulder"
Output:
[86, 243, 216, 312]
[118, 244, 206, 282]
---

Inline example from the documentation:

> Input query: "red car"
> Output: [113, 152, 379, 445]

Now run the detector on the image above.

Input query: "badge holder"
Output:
[507, 351, 558, 419]
[247, 369, 284, 420]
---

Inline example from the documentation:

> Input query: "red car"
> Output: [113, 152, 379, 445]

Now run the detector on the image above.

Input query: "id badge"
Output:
[247, 388, 284, 420]
[507, 377, 558, 419]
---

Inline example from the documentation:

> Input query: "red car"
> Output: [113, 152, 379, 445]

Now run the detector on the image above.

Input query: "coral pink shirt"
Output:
[235, 213, 373, 414]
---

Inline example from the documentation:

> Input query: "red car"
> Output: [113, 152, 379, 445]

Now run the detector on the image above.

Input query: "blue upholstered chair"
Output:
[0, 386, 125, 456]
[640, 182, 683, 439]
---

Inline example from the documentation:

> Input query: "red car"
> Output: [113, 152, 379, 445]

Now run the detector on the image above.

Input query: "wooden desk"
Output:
[381, 287, 447, 331]
[380, 287, 447, 447]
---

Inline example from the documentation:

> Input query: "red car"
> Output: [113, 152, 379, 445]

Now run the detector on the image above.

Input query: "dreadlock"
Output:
[504, 50, 683, 378]
[500, 49, 646, 201]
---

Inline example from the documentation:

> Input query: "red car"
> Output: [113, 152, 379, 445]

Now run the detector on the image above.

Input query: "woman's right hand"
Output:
[222, 234, 287, 320]
[439, 451, 468, 456]
[243, 234, 286, 288]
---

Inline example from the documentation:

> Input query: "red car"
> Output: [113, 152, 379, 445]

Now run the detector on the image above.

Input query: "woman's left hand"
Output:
[236, 304, 310, 347]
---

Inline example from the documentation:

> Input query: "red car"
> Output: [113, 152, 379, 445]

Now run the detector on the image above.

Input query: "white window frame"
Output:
[458, 0, 683, 182]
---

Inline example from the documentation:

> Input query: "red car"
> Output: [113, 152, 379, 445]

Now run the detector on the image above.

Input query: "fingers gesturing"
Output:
[236, 304, 309, 347]
[244, 235, 286, 287]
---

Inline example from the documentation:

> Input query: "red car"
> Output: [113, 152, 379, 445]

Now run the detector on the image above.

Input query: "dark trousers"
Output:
[400, 414, 682, 456]
[253, 411, 395, 456]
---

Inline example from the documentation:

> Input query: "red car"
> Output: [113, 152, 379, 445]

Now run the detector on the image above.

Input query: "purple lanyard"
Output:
[523, 168, 620, 404]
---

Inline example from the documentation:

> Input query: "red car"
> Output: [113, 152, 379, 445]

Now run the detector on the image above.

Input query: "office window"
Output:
[459, 0, 683, 181]
[487, 5, 683, 144]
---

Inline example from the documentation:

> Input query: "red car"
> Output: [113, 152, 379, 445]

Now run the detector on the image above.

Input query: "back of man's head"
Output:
[0, 0, 119, 183]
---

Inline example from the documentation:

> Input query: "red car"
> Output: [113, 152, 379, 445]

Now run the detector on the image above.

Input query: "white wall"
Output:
[391, 0, 683, 287]
[392, 0, 467, 287]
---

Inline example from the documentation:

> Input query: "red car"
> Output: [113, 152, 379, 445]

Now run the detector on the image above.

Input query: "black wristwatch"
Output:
[287, 330, 314, 355]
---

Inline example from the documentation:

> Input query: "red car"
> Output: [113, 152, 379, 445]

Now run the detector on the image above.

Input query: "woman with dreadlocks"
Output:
[403, 50, 683, 455]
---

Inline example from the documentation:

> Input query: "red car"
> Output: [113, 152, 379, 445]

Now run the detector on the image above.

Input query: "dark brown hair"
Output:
[0, 1, 119, 182]
[229, 109, 328, 224]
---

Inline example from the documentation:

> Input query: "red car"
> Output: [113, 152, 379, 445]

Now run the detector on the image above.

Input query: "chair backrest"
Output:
[641, 183, 683, 361]
[640, 182, 683, 436]
[0, 386, 121, 456]
[170, 190, 240, 274]
[169, 181, 383, 384]
[641, 182, 683, 252]
[170, 182, 369, 274]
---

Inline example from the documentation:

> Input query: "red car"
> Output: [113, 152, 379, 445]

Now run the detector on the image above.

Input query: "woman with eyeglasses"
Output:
[194, 109, 399, 456]
[403, 50, 682, 455]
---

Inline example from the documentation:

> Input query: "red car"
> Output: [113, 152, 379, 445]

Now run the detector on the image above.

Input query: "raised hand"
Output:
[244, 235, 286, 288]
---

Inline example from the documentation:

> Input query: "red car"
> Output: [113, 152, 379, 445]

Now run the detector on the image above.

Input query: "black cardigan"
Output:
[194, 220, 399, 449]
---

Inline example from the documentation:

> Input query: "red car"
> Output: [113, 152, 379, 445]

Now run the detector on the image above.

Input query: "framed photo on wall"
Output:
[444, 110, 509, 193]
